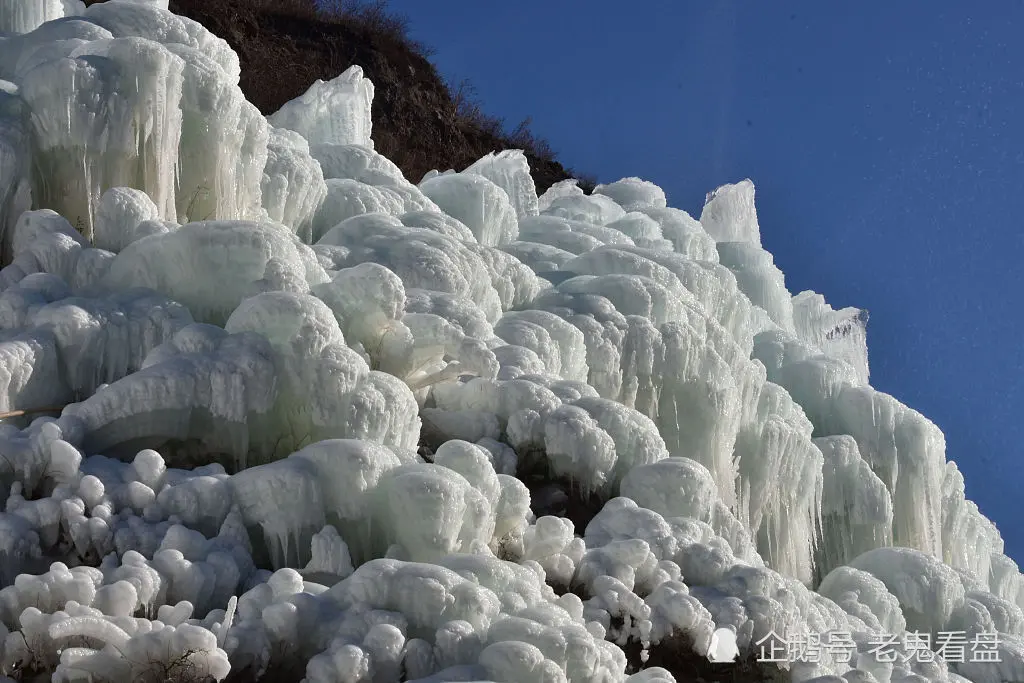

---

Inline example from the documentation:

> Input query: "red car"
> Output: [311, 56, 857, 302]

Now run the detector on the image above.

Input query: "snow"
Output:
[0, 3, 1020, 682]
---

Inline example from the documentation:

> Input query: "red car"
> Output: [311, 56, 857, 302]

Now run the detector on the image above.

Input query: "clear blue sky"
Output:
[383, 1, 1024, 563]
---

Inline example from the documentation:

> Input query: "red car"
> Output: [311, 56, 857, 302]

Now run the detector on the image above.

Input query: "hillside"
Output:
[82, 0, 592, 192]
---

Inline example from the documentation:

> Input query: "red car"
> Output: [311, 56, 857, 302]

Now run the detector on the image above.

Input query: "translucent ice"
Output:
[268, 65, 374, 148]
[700, 179, 761, 246]
[19, 37, 186, 237]
[420, 172, 520, 246]
[464, 150, 540, 219]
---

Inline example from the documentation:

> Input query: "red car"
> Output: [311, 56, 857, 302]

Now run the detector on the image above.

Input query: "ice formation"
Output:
[0, 2, 1020, 682]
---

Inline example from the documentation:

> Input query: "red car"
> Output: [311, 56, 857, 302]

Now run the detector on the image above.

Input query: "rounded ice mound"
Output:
[375, 462, 495, 563]
[83, 1, 239, 79]
[542, 192, 627, 226]
[619, 458, 757, 564]
[493, 310, 589, 383]
[101, 220, 329, 325]
[224, 291, 346, 368]
[310, 178, 408, 241]
[419, 172, 519, 246]
[817, 565, 907, 635]
[92, 187, 159, 252]
[508, 396, 669, 496]
[225, 291, 421, 458]
[538, 178, 585, 212]
[848, 546, 967, 635]
[316, 212, 539, 320]
[606, 212, 669, 250]
[593, 177, 668, 213]
[311, 262, 404, 346]
[60, 323, 277, 462]
[499, 241, 576, 273]
[311, 143, 405, 183]
[400, 210, 476, 242]
[267, 65, 374, 148]
[27, 288, 194, 397]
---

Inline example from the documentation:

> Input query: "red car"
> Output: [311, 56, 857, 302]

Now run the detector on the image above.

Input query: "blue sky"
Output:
[383, 1, 1024, 563]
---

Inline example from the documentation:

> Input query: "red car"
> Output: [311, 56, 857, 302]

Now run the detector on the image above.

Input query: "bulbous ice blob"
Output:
[538, 178, 585, 212]
[310, 178, 409, 240]
[606, 212, 668, 250]
[317, 213, 514, 320]
[226, 291, 421, 458]
[542, 193, 626, 226]
[817, 565, 907, 635]
[28, 288, 194, 396]
[374, 463, 494, 563]
[619, 460, 757, 564]
[593, 177, 667, 213]
[92, 188, 159, 253]
[291, 438, 410, 564]
[513, 396, 669, 496]
[102, 220, 329, 325]
[61, 323, 277, 462]
[493, 310, 589, 383]
[312, 143, 404, 183]
[400, 209, 476, 242]
[83, 1, 239, 80]
[0, 330, 66, 413]
[500, 241, 576, 273]
[848, 546, 966, 635]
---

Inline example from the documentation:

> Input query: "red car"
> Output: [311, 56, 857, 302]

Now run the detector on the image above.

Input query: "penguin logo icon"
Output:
[708, 626, 740, 663]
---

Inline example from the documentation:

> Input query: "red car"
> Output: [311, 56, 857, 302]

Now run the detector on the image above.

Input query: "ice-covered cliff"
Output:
[0, 2, 1020, 682]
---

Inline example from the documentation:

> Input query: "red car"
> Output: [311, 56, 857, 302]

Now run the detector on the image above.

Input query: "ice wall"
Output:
[0, 3, 1020, 683]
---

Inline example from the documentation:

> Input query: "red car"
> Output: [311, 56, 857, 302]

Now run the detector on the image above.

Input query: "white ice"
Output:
[0, 3, 1019, 682]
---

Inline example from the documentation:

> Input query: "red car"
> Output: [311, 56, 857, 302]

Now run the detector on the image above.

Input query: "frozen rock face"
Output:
[0, 3, 1019, 683]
